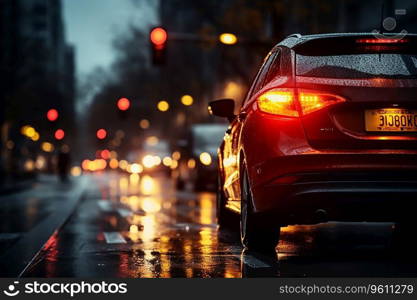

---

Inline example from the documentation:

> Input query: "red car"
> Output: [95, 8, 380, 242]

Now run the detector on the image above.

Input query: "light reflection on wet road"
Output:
[23, 172, 417, 277]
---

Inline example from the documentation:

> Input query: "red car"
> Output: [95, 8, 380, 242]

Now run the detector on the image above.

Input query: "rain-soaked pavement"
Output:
[2, 171, 417, 277]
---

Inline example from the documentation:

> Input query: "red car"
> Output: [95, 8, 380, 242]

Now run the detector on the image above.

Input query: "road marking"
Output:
[103, 232, 127, 244]
[237, 254, 272, 268]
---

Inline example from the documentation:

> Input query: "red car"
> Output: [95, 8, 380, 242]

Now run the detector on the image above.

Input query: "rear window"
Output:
[294, 36, 417, 79]
[296, 53, 417, 79]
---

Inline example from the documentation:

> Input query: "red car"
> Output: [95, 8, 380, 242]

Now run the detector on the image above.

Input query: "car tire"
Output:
[240, 163, 280, 252]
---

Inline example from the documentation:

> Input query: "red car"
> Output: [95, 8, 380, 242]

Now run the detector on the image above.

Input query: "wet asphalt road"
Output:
[2, 171, 417, 277]
[0, 175, 88, 276]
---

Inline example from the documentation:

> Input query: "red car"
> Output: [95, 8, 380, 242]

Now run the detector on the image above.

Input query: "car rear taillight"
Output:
[257, 89, 298, 117]
[257, 89, 346, 117]
[299, 90, 346, 115]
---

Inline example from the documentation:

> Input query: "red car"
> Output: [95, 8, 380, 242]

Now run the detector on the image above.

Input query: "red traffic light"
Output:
[54, 129, 65, 140]
[150, 27, 167, 48]
[100, 149, 110, 160]
[96, 129, 107, 140]
[47, 109, 59, 122]
[117, 98, 130, 111]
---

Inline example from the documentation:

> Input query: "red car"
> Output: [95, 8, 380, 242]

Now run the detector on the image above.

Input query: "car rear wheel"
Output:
[240, 164, 280, 252]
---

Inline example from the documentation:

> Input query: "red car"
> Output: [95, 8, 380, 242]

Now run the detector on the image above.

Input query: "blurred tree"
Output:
[84, 0, 355, 157]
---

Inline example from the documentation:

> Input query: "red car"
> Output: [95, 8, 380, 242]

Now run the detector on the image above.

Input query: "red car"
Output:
[209, 33, 417, 252]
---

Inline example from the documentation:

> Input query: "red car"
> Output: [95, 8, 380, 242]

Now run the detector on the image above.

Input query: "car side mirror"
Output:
[208, 99, 235, 122]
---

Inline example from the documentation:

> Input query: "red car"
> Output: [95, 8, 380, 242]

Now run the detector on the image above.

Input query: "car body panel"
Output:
[217, 33, 417, 225]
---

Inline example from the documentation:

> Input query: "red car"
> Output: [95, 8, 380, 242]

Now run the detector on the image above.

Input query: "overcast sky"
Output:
[63, 0, 157, 78]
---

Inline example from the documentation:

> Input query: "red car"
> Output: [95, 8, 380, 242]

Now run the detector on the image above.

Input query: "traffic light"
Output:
[96, 129, 107, 140]
[46, 109, 59, 122]
[150, 27, 167, 65]
[54, 129, 65, 140]
[117, 98, 130, 111]
[117, 97, 130, 120]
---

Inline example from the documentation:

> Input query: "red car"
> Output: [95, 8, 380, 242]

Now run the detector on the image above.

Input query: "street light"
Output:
[181, 95, 193, 106]
[199, 152, 212, 166]
[41, 142, 54, 152]
[219, 33, 238, 45]
[157, 100, 169, 112]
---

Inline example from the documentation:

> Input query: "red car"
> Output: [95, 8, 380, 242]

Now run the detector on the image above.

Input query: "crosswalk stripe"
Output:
[103, 232, 127, 244]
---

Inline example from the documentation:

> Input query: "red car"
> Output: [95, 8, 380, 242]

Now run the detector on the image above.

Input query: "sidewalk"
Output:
[0, 174, 90, 277]
[0, 177, 36, 195]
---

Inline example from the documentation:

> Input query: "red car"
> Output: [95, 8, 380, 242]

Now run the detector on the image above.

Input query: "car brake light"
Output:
[257, 89, 346, 117]
[299, 90, 346, 115]
[356, 38, 408, 44]
[257, 90, 298, 117]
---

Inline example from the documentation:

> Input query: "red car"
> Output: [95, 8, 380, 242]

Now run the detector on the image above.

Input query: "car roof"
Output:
[277, 32, 417, 48]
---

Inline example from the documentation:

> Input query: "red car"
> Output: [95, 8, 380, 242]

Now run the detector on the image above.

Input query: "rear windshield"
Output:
[296, 53, 417, 79]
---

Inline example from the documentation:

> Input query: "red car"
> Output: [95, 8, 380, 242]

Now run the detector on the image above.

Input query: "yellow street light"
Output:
[146, 136, 159, 146]
[172, 151, 181, 160]
[219, 33, 238, 45]
[157, 100, 169, 112]
[142, 155, 155, 168]
[187, 158, 196, 169]
[181, 95, 193, 106]
[31, 132, 40, 141]
[199, 152, 212, 166]
[162, 156, 173, 167]
[41, 142, 54, 152]
[119, 160, 128, 170]
[71, 166, 82, 177]
[109, 159, 119, 169]
[130, 163, 143, 174]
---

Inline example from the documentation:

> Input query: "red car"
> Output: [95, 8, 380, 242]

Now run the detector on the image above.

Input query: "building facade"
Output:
[0, 0, 75, 180]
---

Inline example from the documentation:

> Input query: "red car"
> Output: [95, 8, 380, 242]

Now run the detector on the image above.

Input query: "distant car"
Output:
[209, 33, 417, 252]
[127, 138, 171, 174]
[192, 123, 228, 190]
[176, 123, 228, 191]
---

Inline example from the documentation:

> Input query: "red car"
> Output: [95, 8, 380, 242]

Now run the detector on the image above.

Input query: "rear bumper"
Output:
[250, 155, 417, 225]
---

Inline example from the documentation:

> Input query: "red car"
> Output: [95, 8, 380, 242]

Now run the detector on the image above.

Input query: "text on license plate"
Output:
[365, 109, 417, 132]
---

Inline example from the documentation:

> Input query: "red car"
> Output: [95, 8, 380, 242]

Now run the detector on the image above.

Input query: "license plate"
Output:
[365, 109, 417, 132]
